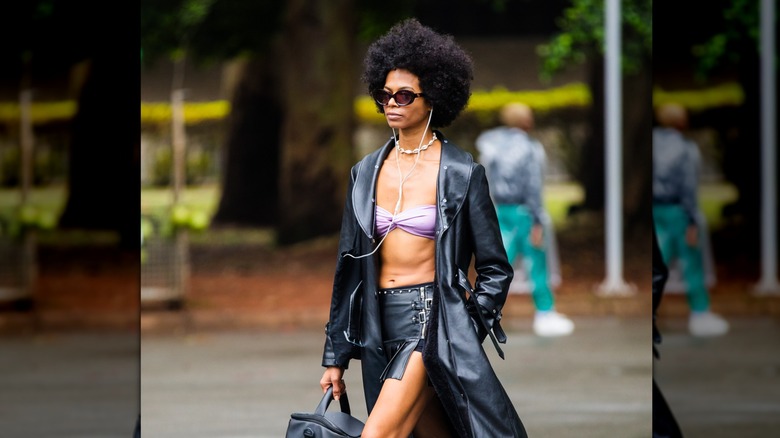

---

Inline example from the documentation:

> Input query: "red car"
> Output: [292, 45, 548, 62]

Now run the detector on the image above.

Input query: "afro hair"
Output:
[362, 18, 474, 128]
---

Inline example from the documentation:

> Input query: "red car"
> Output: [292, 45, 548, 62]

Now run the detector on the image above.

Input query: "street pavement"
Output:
[141, 316, 653, 437]
[0, 330, 139, 438]
[654, 316, 780, 437]
[2, 315, 776, 437]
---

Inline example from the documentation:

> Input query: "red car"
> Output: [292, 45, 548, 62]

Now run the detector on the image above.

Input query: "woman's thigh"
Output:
[363, 352, 451, 438]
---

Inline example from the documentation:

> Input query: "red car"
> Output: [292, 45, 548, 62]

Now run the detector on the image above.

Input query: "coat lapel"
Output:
[437, 133, 473, 235]
[352, 133, 472, 239]
[352, 137, 394, 239]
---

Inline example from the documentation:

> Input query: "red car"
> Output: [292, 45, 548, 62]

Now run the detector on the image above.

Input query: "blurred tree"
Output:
[140, 0, 569, 244]
[142, 0, 406, 243]
[158, 0, 286, 229]
[688, 0, 766, 255]
[141, 0, 356, 243]
[691, 0, 759, 79]
[537, 0, 652, 229]
[0, 1, 57, 97]
[57, 1, 139, 248]
[653, 0, 768, 260]
[274, 0, 357, 242]
[0, 0, 139, 247]
[141, 0, 215, 207]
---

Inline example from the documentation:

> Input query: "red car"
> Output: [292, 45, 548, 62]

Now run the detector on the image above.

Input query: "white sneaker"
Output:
[689, 311, 729, 337]
[533, 311, 575, 337]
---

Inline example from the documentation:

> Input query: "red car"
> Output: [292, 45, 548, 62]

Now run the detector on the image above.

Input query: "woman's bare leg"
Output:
[361, 352, 452, 438]
[413, 391, 455, 437]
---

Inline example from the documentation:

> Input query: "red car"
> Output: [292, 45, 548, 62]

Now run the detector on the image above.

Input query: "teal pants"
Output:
[496, 204, 554, 311]
[653, 204, 710, 312]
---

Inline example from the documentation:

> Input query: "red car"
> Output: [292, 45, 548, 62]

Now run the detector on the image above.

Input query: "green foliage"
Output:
[152, 148, 172, 187]
[1, 148, 20, 186]
[692, 0, 759, 79]
[141, 185, 218, 244]
[141, 0, 217, 64]
[179, 0, 215, 30]
[355, 1, 416, 42]
[149, 144, 218, 188]
[141, 0, 283, 67]
[0, 145, 59, 187]
[0, 203, 58, 239]
[537, 0, 652, 81]
[185, 149, 212, 185]
[140, 204, 210, 248]
[1, 1, 57, 62]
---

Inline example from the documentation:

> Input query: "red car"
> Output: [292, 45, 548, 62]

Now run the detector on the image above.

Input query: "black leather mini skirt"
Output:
[377, 282, 434, 381]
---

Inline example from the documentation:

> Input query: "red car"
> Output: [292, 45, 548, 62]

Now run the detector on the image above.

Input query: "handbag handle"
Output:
[315, 386, 351, 416]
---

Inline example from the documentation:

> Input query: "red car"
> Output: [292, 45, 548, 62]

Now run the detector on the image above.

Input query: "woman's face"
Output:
[381, 69, 432, 130]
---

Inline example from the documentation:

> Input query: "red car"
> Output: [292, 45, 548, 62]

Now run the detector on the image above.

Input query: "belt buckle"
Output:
[420, 286, 433, 309]
[417, 310, 427, 324]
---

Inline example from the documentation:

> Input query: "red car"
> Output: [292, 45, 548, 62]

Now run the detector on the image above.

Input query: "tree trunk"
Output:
[622, 58, 653, 232]
[211, 57, 282, 227]
[276, 0, 355, 244]
[718, 51, 762, 259]
[59, 54, 140, 249]
[571, 55, 652, 232]
[574, 57, 605, 213]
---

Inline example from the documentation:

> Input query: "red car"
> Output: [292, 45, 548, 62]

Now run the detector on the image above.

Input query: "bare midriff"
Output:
[378, 230, 436, 289]
[376, 147, 440, 289]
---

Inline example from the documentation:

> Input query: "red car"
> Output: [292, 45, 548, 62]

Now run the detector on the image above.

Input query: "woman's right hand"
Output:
[320, 366, 346, 400]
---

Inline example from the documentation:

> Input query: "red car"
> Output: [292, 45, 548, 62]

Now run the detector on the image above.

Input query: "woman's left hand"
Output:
[320, 366, 346, 400]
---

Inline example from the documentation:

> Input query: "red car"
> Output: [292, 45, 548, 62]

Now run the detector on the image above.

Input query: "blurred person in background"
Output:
[319, 19, 527, 437]
[653, 102, 729, 337]
[476, 103, 574, 337]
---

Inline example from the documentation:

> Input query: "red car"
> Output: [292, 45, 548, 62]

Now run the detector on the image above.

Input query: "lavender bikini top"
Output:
[375, 204, 437, 240]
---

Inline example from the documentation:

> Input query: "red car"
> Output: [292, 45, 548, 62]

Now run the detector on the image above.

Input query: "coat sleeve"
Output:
[467, 163, 514, 315]
[321, 166, 361, 369]
[680, 142, 701, 225]
[523, 139, 546, 225]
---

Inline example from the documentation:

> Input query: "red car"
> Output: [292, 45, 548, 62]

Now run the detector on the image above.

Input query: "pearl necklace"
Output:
[395, 132, 437, 154]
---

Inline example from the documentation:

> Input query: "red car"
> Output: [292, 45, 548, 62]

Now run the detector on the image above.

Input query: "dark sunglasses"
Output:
[371, 89, 425, 107]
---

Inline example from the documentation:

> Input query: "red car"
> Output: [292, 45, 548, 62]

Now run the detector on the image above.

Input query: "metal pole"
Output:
[20, 89, 37, 301]
[171, 56, 189, 305]
[598, 0, 634, 295]
[755, 0, 779, 294]
[171, 87, 186, 204]
[20, 89, 33, 204]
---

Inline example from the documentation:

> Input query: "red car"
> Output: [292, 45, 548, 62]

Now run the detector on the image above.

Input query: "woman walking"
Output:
[320, 18, 527, 437]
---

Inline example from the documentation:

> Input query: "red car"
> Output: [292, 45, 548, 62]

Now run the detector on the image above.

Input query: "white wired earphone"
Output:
[343, 108, 434, 260]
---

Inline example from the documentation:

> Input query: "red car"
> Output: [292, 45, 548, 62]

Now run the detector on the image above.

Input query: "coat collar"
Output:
[352, 130, 473, 239]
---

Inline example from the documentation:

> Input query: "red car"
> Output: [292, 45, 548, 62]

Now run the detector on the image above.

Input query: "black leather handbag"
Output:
[285, 387, 364, 437]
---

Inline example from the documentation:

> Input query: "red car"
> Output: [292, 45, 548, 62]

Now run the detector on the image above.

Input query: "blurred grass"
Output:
[141, 184, 219, 216]
[141, 184, 275, 245]
[0, 185, 67, 213]
[0, 185, 119, 245]
[543, 182, 584, 228]
[698, 182, 739, 230]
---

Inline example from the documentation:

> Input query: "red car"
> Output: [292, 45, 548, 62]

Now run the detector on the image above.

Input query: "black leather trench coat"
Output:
[652, 225, 684, 437]
[322, 132, 528, 437]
